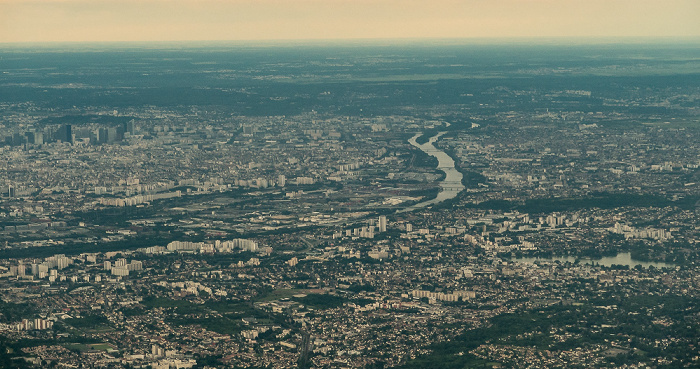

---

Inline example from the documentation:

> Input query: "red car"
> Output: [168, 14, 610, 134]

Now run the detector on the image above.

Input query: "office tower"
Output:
[278, 175, 286, 187]
[57, 124, 72, 143]
[127, 120, 136, 135]
[116, 124, 125, 141]
[107, 127, 118, 143]
[379, 215, 387, 232]
[98, 128, 109, 144]
[12, 133, 25, 146]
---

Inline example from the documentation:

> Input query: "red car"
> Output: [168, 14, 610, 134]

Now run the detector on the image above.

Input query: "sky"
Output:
[1, 0, 700, 43]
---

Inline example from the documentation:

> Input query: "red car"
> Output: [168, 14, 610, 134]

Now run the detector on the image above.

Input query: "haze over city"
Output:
[1, 1, 699, 369]
[2, 0, 700, 43]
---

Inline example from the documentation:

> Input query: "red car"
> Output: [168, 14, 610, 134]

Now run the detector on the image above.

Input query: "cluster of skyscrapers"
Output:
[1, 120, 137, 147]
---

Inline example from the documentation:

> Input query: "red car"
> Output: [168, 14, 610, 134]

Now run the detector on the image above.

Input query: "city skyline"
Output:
[0, 23, 698, 368]
[2, 0, 700, 44]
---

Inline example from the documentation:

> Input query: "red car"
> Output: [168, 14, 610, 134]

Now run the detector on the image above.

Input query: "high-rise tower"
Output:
[379, 215, 387, 232]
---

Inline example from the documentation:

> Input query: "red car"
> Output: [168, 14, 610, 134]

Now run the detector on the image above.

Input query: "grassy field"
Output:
[64, 343, 114, 352]
[256, 288, 305, 302]
[89, 343, 116, 351]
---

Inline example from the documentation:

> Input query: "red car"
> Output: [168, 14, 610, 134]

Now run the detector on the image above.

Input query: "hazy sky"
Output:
[1, 0, 699, 43]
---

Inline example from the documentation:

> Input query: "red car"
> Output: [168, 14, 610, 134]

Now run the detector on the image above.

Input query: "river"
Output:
[400, 133, 674, 269]
[400, 132, 465, 212]
[513, 252, 675, 269]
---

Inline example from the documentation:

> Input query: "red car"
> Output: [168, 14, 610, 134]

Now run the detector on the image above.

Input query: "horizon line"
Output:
[2, 36, 700, 49]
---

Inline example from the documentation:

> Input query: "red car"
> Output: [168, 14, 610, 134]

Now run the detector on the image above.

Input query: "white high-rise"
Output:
[378, 215, 387, 232]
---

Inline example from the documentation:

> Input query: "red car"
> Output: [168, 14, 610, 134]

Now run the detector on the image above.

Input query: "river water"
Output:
[400, 132, 465, 212]
[513, 252, 675, 269]
[399, 133, 674, 269]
